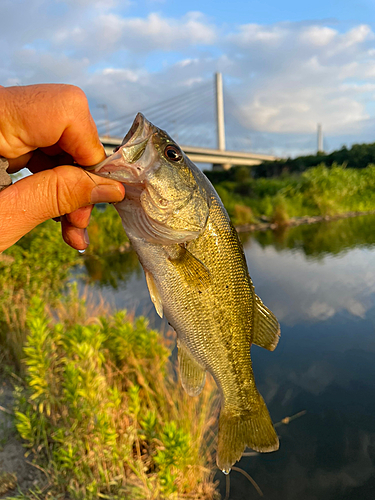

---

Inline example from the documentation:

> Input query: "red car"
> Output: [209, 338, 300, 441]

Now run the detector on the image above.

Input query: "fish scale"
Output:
[91, 113, 281, 472]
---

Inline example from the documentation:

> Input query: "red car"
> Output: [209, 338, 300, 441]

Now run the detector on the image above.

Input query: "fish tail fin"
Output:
[216, 392, 279, 472]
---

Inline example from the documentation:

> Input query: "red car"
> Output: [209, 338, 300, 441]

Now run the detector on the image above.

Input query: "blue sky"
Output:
[121, 0, 375, 26]
[1, 0, 375, 157]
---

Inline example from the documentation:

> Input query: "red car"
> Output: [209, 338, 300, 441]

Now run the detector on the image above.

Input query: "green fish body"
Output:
[92, 114, 280, 472]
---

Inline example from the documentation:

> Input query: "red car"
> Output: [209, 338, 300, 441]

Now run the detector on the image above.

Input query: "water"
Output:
[83, 214, 375, 500]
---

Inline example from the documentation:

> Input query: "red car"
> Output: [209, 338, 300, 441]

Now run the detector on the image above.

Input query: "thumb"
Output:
[0, 165, 125, 251]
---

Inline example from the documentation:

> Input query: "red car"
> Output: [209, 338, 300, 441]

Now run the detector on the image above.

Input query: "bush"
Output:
[14, 288, 219, 500]
[209, 163, 375, 222]
[0, 220, 80, 369]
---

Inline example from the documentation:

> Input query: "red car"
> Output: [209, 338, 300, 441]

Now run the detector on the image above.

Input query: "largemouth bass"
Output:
[91, 113, 280, 472]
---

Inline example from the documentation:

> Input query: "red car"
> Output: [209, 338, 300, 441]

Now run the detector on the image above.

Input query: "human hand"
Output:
[0, 84, 125, 253]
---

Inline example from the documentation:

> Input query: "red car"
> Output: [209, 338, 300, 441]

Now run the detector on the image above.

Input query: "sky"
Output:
[2, 0, 375, 157]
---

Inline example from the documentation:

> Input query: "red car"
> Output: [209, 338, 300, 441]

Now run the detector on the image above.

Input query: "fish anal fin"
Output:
[177, 341, 206, 397]
[217, 393, 279, 472]
[145, 271, 163, 318]
[252, 294, 280, 351]
[168, 246, 210, 290]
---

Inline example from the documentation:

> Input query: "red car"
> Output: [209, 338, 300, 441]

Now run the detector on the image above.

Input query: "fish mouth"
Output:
[120, 113, 151, 148]
[89, 113, 157, 184]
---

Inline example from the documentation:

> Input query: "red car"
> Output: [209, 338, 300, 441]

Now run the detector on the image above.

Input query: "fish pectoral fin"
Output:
[252, 294, 280, 351]
[168, 246, 210, 290]
[177, 341, 206, 397]
[145, 271, 163, 318]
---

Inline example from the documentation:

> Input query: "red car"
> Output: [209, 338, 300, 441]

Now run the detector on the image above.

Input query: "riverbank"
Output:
[235, 210, 375, 233]
[207, 163, 375, 227]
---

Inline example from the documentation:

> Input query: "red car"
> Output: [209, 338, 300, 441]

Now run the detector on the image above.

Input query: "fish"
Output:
[90, 113, 280, 472]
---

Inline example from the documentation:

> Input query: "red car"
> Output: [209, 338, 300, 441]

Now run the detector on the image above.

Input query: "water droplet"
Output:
[78, 249, 86, 254]
[222, 468, 231, 475]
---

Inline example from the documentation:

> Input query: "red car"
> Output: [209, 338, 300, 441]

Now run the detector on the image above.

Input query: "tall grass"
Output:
[0, 220, 80, 370]
[13, 287, 219, 500]
[211, 163, 375, 224]
[0, 206, 128, 366]
[0, 207, 219, 499]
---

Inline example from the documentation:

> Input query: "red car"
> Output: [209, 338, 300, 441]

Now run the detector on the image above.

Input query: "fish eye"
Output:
[164, 145, 182, 162]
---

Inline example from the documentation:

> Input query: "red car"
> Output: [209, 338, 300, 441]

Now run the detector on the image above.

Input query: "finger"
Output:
[0, 84, 106, 166]
[40, 144, 65, 156]
[0, 165, 125, 252]
[66, 205, 92, 229]
[26, 150, 74, 174]
[61, 215, 89, 250]
[7, 149, 74, 176]
[7, 153, 34, 173]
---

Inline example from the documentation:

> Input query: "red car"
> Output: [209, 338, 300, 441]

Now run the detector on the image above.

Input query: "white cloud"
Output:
[246, 243, 375, 327]
[226, 22, 375, 137]
[229, 23, 288, 45]
[300, 26, 337, 46]
[52, 11, 216, 56]
[101, 68, 139, 82]
[1, 3, 375, 155]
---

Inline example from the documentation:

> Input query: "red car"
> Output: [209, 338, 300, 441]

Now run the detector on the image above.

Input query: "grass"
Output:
[0, 205, 128, 367]
[2, 161, 363, 498]
[6, 286, 219, 500]
[0, 472, 17, 496]
[0, 220, 80, 371]
[207, 163, 375, 225]
[0, 207, 219, 499]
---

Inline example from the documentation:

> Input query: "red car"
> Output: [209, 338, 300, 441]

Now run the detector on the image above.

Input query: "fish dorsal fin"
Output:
[168, 246, 210, 290]
[252, 294, 280, 351]
[177, 341, 206, 397]
[145, 271, 163, 318]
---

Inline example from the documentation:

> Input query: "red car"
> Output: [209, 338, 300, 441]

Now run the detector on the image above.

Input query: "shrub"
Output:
[14, 288, 219, 500]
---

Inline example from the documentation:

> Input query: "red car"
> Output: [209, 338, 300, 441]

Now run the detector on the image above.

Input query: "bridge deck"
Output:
[100, 137, 278, 167]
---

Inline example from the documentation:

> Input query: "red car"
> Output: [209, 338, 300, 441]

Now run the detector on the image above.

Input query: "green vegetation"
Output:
[0, 207, 219, 499]
[84, 206, 140, 289]
[0, 219, 80, 370]
[11, 289, 218, 499]
[85, 205, 129, 256]
[253, 141, 375, 177]
[0, 472, 17, 496]
[0, 205, 129, 362]
[253, 213, 375, 260]
[3, 148, 375, 498]
[206, 163, 375, 225]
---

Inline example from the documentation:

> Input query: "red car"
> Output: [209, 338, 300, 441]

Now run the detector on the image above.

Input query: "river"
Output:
[82, 214, 375, 500]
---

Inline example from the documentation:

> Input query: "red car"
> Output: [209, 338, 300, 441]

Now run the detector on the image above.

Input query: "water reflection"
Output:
[249, 214, 375, 259]
[84, 214, 375, 499]
[83, 250, 141, 288]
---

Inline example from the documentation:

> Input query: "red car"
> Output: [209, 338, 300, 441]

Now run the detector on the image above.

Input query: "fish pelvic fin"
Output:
[252, 294, 280, 351]
[145, 271, 163, 318]
[216, 394, 279, 472]
[177, 341, 206, 397]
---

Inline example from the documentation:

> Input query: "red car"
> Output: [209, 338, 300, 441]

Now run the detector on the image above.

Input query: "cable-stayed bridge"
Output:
[97, 74, 278, 169]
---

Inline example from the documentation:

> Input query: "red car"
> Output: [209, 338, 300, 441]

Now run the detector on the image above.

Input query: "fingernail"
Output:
[91, 184, 123, 204]
[84, 228, 90, 245]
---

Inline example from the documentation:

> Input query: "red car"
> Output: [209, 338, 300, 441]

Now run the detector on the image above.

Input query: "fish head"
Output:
[91, 113, 210, 244]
